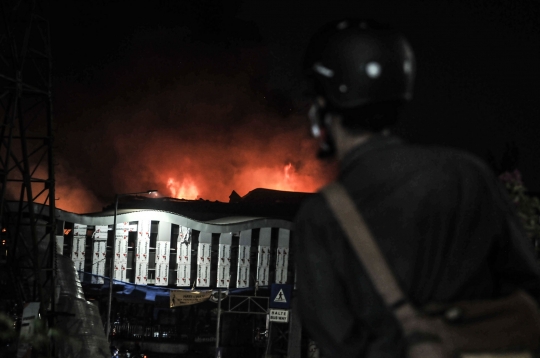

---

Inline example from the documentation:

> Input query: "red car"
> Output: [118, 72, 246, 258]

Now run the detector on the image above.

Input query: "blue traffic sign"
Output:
[270, 284, 292, 309]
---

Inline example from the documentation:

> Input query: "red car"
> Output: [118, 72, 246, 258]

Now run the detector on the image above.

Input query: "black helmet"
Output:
[304, 19, 415, 109]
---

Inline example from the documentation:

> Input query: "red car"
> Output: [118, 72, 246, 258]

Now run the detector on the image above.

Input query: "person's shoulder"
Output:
[296, 191, 326, 216]
[440, 146, 494, 175]
[294, 190, 333, 224]
[407, 143, 494, 176]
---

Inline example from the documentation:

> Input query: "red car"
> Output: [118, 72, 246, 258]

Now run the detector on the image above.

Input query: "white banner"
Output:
[156, 241, 170, 264]
[237, 244, 251, 288]
[73, 223, 87, 237]
[196, 264, 211, 287]
[116, 222, 129, 229]
[177, 227, 192, 264]
[116, 222, 136, 231]
[177, 263, 191, 287]
[276, 247, 289, 268]
[178, 226, 191, 243]
[71, 237, 86, 261]
[133, 219, 149, 285]
[258, 245, 270, 268]
[238, 244, 250, 266]
[115, 230, 128, 240]
[216, 244, 231, 288]
[92, 241, 107, 270]
[73, 228, 86, 236]
[155, 263, 169, 286]
[138, 220, 151, 240]
[78, 238, 86, 258]
[91, 259, 106, 284]
[135, 261, 148, 285]
[237, 265, 250, 288]
[275, 267, 287, 285]
[136, 238, 150, 262]
[73, 259, 85, 272]
[113, 232, 128, 282]
[113, 261, 128, 281]
[178, 239, 191, 264]
[257, 265, 269, 286]
[218, 244, 231, 266]
[197, 243, 211, 265]
[217, 264, 231, 288]
[257, 245, 270, 286]
[114, 236, 128, 263]
[94, 232, 108, 240]
[275, 229, 290, 285]
[95, 225, 108, 234]
[275, 247, 289, 284]
[94, 225, 108, 240]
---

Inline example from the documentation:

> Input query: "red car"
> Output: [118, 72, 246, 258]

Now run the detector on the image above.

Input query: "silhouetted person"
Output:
[294, 18, 540, 357]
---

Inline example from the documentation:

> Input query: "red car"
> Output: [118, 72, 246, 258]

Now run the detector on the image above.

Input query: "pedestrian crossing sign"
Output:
[270, 284, 292, 309]
[274, 289, 287, 303]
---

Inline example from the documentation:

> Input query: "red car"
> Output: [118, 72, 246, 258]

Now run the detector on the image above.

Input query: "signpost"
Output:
[269, 308, 289, 323]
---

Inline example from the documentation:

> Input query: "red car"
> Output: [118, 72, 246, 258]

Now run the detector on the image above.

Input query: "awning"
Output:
[80, 272, 270, 306]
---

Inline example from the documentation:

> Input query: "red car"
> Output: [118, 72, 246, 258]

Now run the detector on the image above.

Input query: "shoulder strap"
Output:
[321, 183, 411, 311]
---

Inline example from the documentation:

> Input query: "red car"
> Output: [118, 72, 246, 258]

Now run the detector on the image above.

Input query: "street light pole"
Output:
[106, 190, 157, 342]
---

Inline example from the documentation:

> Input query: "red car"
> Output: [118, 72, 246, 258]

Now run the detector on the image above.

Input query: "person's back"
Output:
[294, 18, 540, 357]
[296, 137, 540, 356]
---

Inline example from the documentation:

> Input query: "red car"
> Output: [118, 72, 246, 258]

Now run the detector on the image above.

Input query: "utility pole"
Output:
[0, 0, 57, 355]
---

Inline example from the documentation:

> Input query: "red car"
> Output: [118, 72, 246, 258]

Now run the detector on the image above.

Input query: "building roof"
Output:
[99, 188, 314, 222]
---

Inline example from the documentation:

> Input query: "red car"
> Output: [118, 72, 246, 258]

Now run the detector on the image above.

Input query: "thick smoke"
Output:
[103, 65, 333, 202]
[54, 161, 103, 213]
[2, 159, 102, 214]
[53, 29, 335, 212]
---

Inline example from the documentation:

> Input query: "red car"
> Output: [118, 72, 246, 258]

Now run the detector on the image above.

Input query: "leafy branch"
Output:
[499, 169, 540, 258]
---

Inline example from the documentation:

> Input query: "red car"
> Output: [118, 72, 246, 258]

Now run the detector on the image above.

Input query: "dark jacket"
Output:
[294, 134, 540, 358]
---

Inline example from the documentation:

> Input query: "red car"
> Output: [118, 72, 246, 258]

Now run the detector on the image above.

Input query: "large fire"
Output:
[103, 111, 338, 204]
[11, 121, 335, 214]
[167, 177, 199, 199]
[165, 161, 324, 200]
[45, 41, 340, 213]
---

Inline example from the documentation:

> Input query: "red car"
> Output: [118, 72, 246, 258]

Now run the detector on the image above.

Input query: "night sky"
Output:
[43, 0, 540, 213]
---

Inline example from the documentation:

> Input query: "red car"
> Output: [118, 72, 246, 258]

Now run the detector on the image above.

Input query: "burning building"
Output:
[50, 188, 311, 357]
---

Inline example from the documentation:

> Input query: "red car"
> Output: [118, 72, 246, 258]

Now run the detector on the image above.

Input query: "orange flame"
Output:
[284, 163, 292, 180]
[167, 177, 199, 200]
[45, 43, 342, 213]
[247, 162, 301, 192]
[163, 161, 329, 201]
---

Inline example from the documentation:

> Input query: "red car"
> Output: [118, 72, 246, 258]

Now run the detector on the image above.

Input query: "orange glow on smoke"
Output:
[165, 162, 317, 200]
[284, 163, 292, 180]
[40, 43, 343, 213]
[131, 112, 340, 203]
[167, 163, 317, 200]
[238, 162, 310, 192]
[163, 156, 333, 202]
[167, 177, 199, 200]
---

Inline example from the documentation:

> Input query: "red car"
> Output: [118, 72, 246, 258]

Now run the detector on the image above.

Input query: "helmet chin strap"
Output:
[317, 135, 336, 158]
[309, 102, 336, 158]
